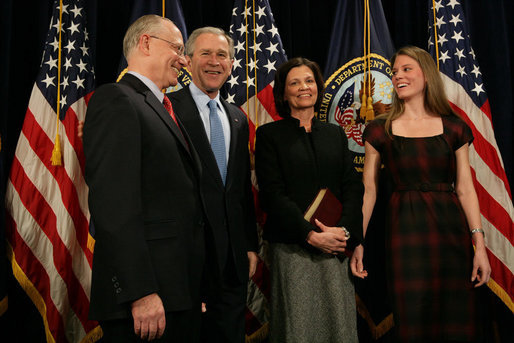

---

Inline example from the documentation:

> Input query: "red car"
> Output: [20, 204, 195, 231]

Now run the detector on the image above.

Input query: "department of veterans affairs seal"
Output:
[319, 54, 393, 171]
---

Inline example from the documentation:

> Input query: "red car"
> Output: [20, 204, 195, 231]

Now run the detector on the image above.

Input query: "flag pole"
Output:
[51, 0, 64, 166]
[252, 0, 258, 130]
[431, 0, 440, 70]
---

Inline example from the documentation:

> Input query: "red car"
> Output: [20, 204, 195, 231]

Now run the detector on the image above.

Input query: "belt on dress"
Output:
[394, 182, 455, 192]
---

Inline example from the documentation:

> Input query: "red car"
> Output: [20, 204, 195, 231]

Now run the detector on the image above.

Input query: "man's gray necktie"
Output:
[208, 100, 227, 185]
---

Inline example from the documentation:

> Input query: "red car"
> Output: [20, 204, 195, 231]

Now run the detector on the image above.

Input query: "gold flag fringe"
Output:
[0, 296, 7, 316]
[245, 322, 269, 343]
[356, 294, 394, 339]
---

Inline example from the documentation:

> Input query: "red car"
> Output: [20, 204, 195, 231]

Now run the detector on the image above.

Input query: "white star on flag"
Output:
[68, 21, 80, 35]
[63, 57, 73, 71]
[46, 55, 58, 71]
[64, 39, 75, 53]
[264, 59, 276, 73]
[41, 74, 55, 88]
[449, 13, 462, 26]
[471, 82, 484, 96]
[456, 65, 466, 77]
[77, 59, 87, 73]
[455, 48, 465, 60]
[471, 64, 481, 77]
[70, 4, 82, 17]
[439, 50, 450, 63]
[80, 42, 89, 55]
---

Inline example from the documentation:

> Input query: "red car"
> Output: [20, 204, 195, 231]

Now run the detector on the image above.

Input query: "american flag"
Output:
[226, 0, 287, 151]
[428, 0, 514, 312]
[4, 0, 101, 341]
[226, 0, 287, 340]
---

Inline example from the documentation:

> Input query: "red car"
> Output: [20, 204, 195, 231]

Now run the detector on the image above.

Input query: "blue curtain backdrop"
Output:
[1, 0, 512, 341]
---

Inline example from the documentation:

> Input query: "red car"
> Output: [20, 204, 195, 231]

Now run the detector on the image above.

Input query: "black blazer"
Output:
[84, 74, 205, 320]
[255, 116, 363, 249]
[169, 87, 258, 283]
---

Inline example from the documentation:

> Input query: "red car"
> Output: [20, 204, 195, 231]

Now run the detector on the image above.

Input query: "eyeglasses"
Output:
[149, 35, 185, 57]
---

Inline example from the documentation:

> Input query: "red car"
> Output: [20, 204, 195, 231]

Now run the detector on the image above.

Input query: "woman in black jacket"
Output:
[255, 57, 363, 343]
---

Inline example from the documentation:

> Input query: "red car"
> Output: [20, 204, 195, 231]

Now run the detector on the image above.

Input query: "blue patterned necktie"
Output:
[208, 100, 227, 185]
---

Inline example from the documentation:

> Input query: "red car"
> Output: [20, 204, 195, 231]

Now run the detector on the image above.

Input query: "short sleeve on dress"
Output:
[443, 115, 474, 150]
[362, 119, 387, 153]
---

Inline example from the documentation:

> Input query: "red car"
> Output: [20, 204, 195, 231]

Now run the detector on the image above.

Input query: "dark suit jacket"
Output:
[255, 116, 363, 250]
[84, 74, 205, 320]
[169, 87, 258, 283]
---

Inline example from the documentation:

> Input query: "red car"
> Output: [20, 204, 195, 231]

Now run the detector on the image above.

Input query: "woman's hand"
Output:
[306, 219, 348, 254]
[471, 245, 491, 287]
[350, 244, 368, 279]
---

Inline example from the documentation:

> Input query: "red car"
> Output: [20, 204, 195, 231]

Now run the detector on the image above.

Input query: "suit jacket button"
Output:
[114, 282, 120, 288]
[116, 288, 122, 294]
[112, 276, 117, 282]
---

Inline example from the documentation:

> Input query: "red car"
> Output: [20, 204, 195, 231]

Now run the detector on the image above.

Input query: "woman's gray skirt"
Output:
[269, 242, 358, 343]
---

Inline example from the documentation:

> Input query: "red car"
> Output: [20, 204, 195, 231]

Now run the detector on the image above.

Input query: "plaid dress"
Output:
[363, 115, 477, 342]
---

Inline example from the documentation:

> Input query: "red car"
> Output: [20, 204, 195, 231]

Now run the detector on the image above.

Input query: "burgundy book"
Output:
[304, 188, 352, 257]
[304, 188, 343, 228]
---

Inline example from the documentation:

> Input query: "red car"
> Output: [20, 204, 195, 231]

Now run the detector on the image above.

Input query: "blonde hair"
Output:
[381, 46, 456, 135]
[123, 15, 173, 60]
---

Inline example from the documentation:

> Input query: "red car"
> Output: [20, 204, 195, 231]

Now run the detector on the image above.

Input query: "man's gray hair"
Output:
[185, 27, 235, 59]
[123, 15, 173, 60]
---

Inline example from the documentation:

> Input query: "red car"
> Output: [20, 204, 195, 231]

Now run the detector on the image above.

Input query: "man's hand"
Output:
[248, 251, 258, 278]
[131, 293, 166, 341]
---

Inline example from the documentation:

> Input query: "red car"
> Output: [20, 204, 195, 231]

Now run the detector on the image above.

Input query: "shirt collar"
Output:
[127, 71, 164, 102]
[189, 81, 221, 110]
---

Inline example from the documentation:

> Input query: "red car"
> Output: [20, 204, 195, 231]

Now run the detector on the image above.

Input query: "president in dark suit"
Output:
[83, 15, 205, 342]
[168, 27, 258, 343]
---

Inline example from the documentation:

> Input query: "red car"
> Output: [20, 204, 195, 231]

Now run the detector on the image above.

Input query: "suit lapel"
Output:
[171, 88, 225, 188]
[145, 92, 193, 154]
[120, 74, 192, 155]
[221, 99, 242, 189]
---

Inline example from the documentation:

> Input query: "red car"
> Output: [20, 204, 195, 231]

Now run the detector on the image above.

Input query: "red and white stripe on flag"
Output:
[428, 0, 514, 312]
[4, 0, 102, 341]
[445, 77, 514, 310]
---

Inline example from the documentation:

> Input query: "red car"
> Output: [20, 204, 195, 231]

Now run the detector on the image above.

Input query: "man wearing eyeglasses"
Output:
[168, 27, 258, 343]
[83, 15, 205, 342]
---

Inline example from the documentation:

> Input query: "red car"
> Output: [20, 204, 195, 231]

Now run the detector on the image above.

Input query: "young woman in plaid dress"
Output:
[351, 46, 491, 342]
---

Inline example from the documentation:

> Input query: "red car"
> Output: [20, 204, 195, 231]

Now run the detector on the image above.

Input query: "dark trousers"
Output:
[201, 254, 247, 343]
[99, 308, 201, 343]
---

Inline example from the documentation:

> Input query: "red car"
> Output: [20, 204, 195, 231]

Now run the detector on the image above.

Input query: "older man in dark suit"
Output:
[84, 15, 205, 342]
[168, 27, 258, 343]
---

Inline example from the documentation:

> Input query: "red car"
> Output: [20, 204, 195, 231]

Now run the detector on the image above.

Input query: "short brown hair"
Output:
[273, 57, 325, 118]
[185, 27, 234, 59]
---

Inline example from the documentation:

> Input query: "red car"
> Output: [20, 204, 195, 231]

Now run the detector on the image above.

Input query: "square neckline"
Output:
[392, 133, 444, 139]
[391, 116, 445, 138]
